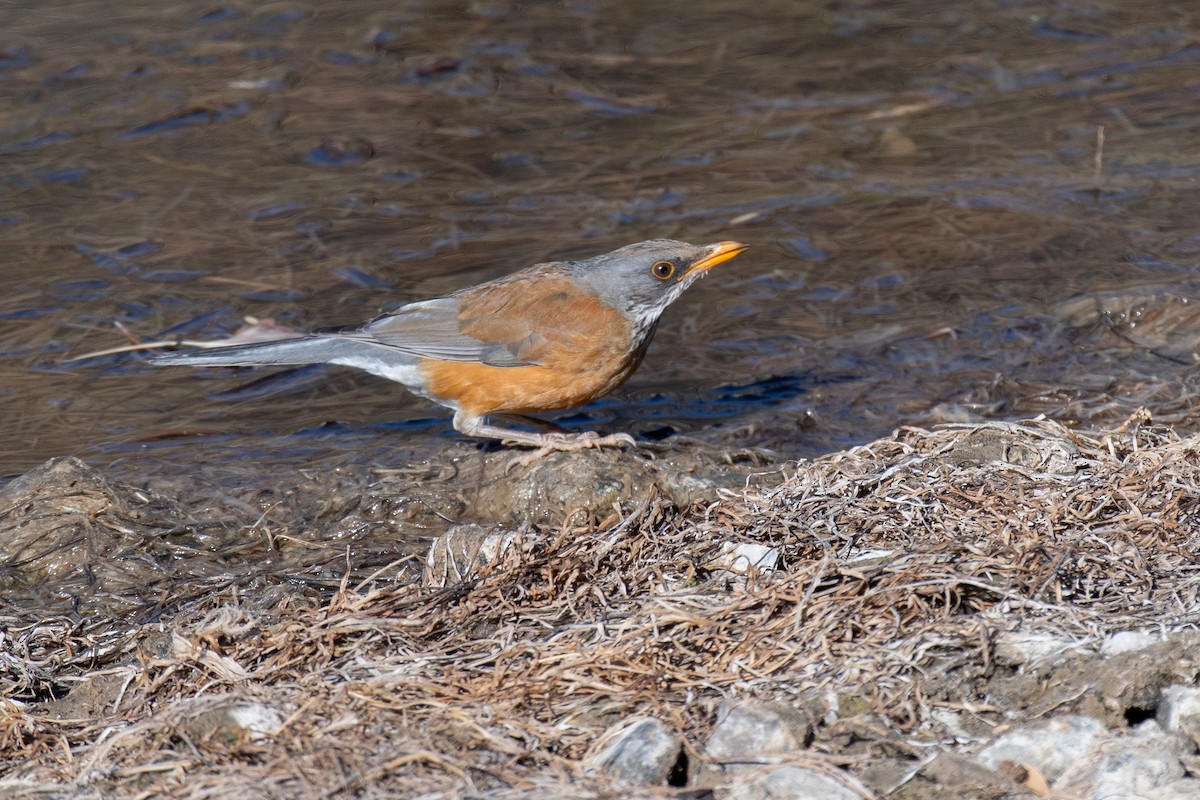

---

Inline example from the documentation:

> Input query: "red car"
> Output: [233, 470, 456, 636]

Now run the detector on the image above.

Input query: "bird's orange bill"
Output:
[680, 241, 749, 280]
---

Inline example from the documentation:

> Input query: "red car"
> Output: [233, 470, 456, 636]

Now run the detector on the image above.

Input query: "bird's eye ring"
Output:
[651, 260, 675, 280]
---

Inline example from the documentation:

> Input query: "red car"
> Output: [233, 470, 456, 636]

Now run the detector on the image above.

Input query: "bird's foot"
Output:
[506, 431, 637, 470]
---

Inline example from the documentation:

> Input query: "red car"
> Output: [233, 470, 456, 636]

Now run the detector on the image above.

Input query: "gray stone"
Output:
[922, 753, 1032, 796]
[0, 457, 186, 590]
[422, 524, 519, 587]
[717, 765, 859, 800]
[708, 542, 780, 579]
[927, 708, 994, 740]
[1151, 779, 1200, 800]
[1102, 630, 1160, 657]
[179, 698, 284, 745]
[706, 700, 813, 764]
[1131, 719, 1194, 759]
[846, 549, 899, 568]
[976, 714, 1107, 782]
[1056, 721, 1185, 799]
[937, 424, 1079, 472]
[588, 716, 681, 785]
[1159, 685, 1200, 749]
[992, 631, 1080, 668]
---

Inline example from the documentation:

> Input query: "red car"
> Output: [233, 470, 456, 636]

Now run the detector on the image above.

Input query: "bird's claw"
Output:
[505, 431, 637, 471]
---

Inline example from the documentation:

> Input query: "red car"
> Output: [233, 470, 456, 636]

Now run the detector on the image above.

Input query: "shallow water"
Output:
[4, 0, 1200, 486]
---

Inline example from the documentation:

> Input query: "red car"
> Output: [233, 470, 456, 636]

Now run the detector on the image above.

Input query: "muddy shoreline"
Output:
[5, 417, 1200, 798]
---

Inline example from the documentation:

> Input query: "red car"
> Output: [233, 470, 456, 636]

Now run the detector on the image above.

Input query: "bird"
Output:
[154, 239, 748, 456]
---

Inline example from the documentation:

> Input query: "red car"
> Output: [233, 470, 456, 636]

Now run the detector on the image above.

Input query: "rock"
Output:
[178, 698, 284, 745]
[992, 631, 1079, 668]
[878, 753, 1034, 799]
[469, 449, 654, 527]
[1102, 630, 1160, 657]
[875, 126, 917, 159]
[422, 524, 520, 587]
[1131, 719, 1193, 760]
[705, 700, 813, 765]
[1055, 721, 1185, 799]
[846, 549, 899, 568]
[1088, 637, 1200, 722]
[708, 542, 780, 579]
[36, 670, 133, 720]
[928, 708, 994, 740]
[935, 424, 1079, 472]
[975, 714, 1107, 782]
[1150, 779, 1200, 800]
[458, 445, 772, 527]
[0, 456, 227, 620]
[857, 756, 917, 795]
[587, 716, 681, 785]
[718, 764, 860, 800]
[920, 753, 1029, 797]
[1158, 685, 1200, 748]
[986, 632, 1200, 729]
[0, 457, 182, 584]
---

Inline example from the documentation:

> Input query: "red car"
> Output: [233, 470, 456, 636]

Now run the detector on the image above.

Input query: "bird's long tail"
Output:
[152, 335, 367, 368]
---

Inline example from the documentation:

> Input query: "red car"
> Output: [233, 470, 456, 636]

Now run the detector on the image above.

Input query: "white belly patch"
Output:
[328, 356, 456, 410]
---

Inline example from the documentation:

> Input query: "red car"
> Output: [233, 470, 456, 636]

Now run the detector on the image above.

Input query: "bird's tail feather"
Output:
[152, 335, 367, 368]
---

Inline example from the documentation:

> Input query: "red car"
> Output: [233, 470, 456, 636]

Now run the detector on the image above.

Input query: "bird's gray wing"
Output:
[346, 297, 533, 366]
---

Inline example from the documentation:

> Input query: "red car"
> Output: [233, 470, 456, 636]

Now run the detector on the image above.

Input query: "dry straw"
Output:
[4, 412, 1199, 797]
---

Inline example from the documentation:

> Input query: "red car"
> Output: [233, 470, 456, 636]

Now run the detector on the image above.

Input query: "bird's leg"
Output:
[452, 411, 636, 465]
[452, 410, 555, 447]
[490, 413, 568, 435]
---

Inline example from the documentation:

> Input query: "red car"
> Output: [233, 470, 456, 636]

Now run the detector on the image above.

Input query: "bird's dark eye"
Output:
[651, 260, 675, 280]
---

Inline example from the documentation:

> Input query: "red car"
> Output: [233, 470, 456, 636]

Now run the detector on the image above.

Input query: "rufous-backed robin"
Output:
[155, 239, 748, 454]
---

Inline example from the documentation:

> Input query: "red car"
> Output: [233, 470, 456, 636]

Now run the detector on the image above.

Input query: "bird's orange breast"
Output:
[418, 277, 643, 415]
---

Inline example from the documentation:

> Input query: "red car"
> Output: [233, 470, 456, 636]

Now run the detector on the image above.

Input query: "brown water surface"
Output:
[4, 0, 1200, 481]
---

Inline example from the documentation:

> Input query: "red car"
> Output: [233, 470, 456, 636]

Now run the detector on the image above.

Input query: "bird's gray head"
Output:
[567, 239, 748, 333]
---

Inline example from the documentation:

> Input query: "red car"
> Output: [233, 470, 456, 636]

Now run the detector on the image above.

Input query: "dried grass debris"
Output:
[5, 416, 1200, 797]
